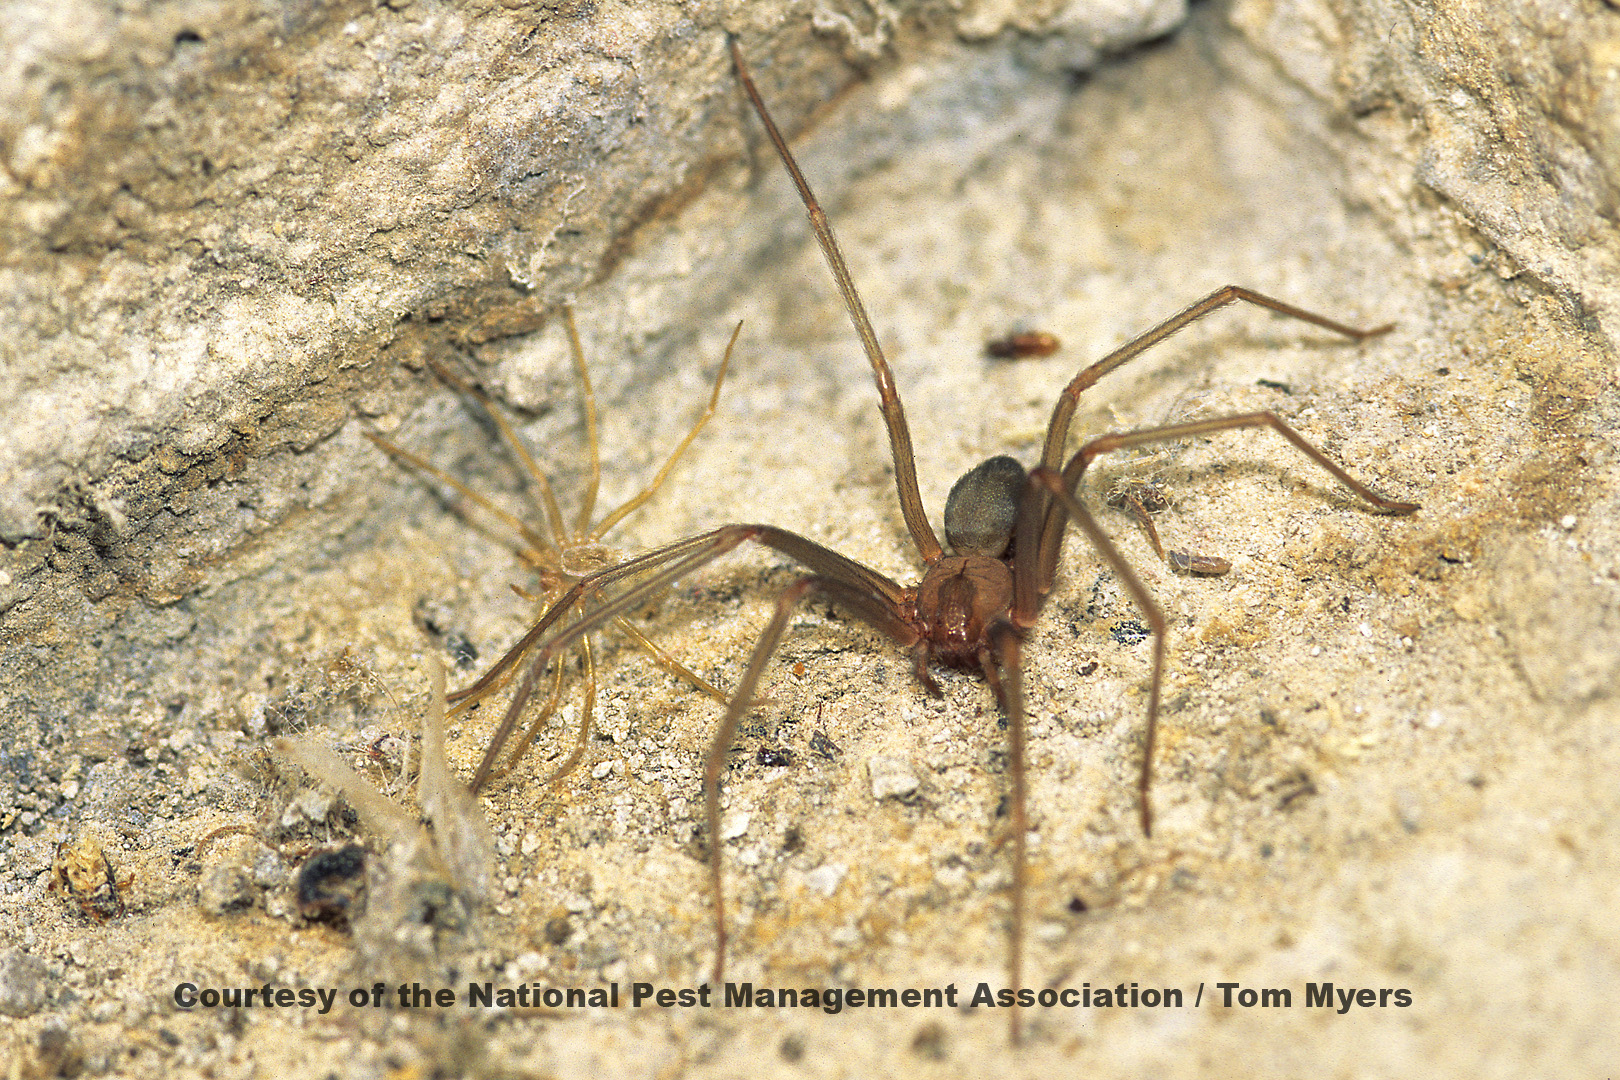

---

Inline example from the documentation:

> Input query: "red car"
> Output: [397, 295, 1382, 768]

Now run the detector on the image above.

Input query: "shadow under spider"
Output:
[368, 307, 741, 788]
[426, 41, 1423, 1046]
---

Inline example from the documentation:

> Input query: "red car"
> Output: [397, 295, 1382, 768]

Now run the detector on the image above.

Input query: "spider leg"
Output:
[365, 431, 555, 556]
[535, 631, 596, 788]
[985, 618, 1029, 1044]
[418, 356, 570, 551]
[732, 40, 943, 565]
[1039, 285, 1394, 474]
[704, 573, 921, 986]
[612, 615, 731, 702]
[483, 657, 566, 786]
[1023, 409, 1416, 836]
[1022, 469, 1168, 838]
[1035, 410, 1418, 602]
[1028, 287, 1399, 597]
[590, 321, 741, 541]
[466, 524, 910, 792]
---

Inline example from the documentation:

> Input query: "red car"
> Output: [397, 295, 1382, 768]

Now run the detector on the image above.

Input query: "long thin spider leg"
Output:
[454, 528, 746, 712]
[421, 358, 571, 551]
[986, 618, 1028, 1044]
[537, 631, 596, 787]
[705, 574, 921, 985]
[468, 523, 912, 791]
[467, 527, 756, 790]
[1029, 468, 1168, 837]
[591, 321, 742, 541]
[1076, 412, 1420, 510]
[485, 656, 566, 785]
[612, 615, 731, 703]
[561, 306, 605, 538]
[1031, 292, 1399, 585]
[1037, 411, 1419, 599]
[1040, 285, 1394, 473]
[731, 40, 943, 565]
[366, 432, 554, 556]
[456, 522, 908, 712]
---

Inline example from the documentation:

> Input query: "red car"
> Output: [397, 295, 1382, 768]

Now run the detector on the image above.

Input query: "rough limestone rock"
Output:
[2, 0, 1616, 1076]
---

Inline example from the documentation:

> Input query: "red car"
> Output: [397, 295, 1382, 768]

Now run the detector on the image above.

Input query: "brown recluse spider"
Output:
[368, 305, 740, 789]
[451, 41, 1420, 1043]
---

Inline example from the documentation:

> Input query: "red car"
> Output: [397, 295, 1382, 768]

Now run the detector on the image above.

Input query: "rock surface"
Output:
[2, 0, 1617, 1077]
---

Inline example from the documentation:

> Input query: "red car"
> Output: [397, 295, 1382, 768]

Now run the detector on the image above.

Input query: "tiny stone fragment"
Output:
[721, 811, 751, 840]
[198, 864, 256, 915]
[0, 949, 48, 1017]
[805, 863, 848, 897]
[868, 755, 919, 800]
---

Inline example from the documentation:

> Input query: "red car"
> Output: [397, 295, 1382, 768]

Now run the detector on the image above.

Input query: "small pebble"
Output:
[721, 811, 751, 840]
[868, 756, 919, 801]
[806, 863, 848, 897]
[198, 864, 256, 915]
[0, 949, 48, 1017]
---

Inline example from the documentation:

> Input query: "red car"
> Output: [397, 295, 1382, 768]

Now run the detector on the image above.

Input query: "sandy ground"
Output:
[3, 8, 1619, 1079]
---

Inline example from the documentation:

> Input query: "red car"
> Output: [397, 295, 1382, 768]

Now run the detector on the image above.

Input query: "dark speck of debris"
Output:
[756, 747, 793, 767]
[985, 330, 1060, 359]
[809, 730, 840, 761]
[296, 844, 367, 924]
[444, 632, 479, 669]
[1256, 378, 1293, 393]
[1067, 895, 1089, 914]
[545, 916, 572, 945]
[1111, 619, 1150, 646]
[1078, 660, 1099, 677]
[779, 1033, 805, 1062]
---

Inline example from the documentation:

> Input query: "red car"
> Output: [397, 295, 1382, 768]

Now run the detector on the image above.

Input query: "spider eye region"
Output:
[944, 455, 1027, 558]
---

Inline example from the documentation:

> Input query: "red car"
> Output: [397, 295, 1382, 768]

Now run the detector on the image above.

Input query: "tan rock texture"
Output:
[2, 0, 1617, 1076]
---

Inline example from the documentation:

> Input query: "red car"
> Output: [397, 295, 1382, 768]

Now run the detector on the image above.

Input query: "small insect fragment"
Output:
[1107, 482, 1231, 576]
[985, 330, 1061, 359]
[809, 730, 841, 761]
[50, 835, 132, 923]
[1167, 548, 1231, 575]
